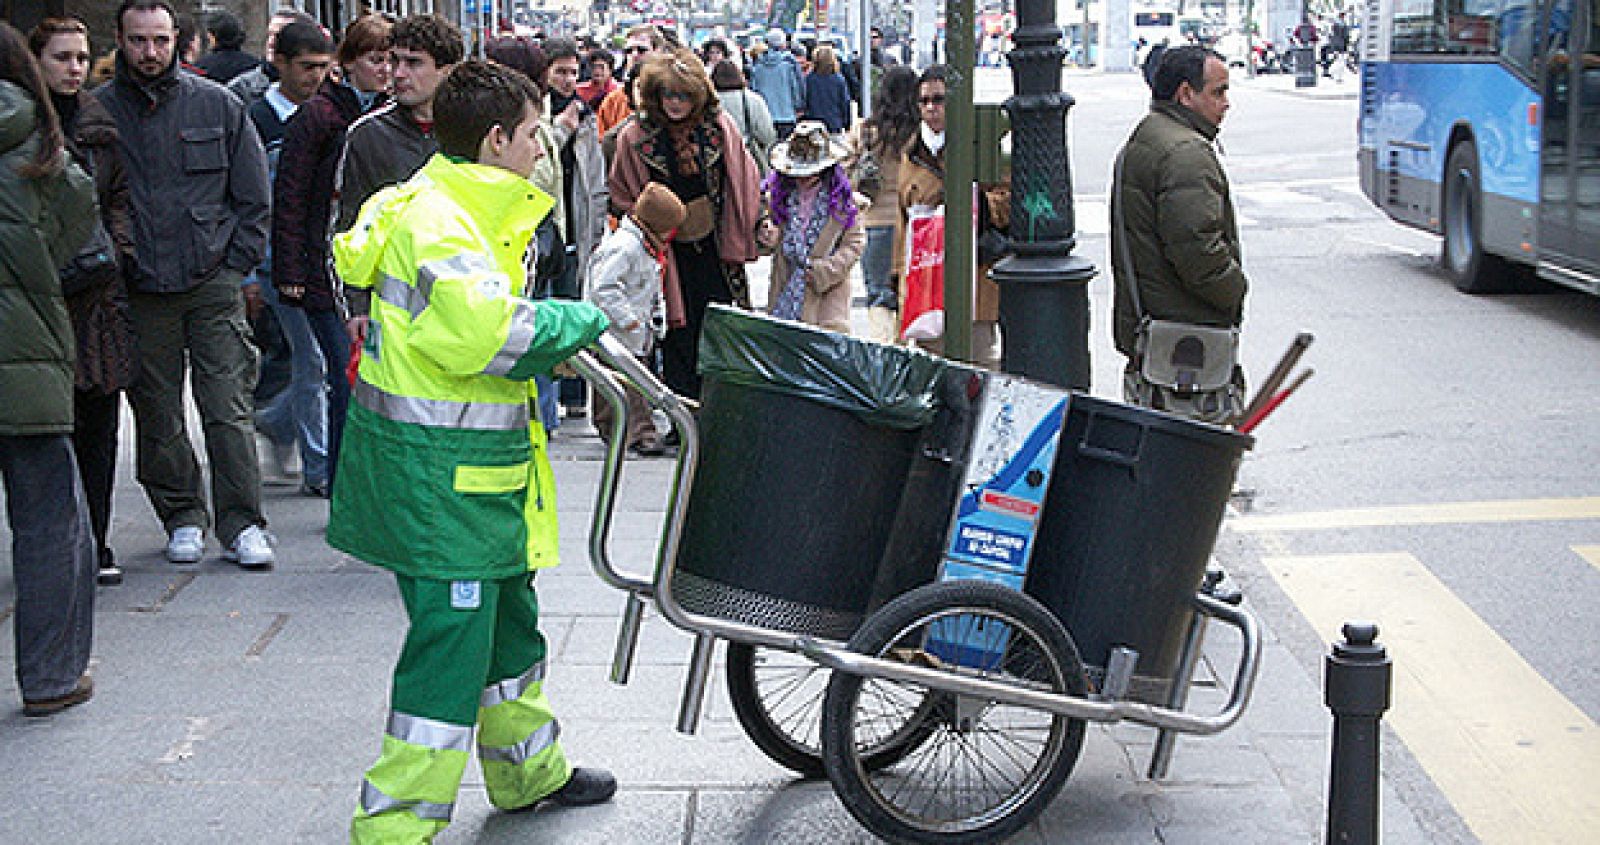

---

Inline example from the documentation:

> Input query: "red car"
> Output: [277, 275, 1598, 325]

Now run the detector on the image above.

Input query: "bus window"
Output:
[1392, 0, 1538, 65]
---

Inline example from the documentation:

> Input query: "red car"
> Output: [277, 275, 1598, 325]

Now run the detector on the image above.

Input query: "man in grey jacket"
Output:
[98, 0, 274, 567]
[747, 30, 805, 140]
[1110, 46, 1248, 423]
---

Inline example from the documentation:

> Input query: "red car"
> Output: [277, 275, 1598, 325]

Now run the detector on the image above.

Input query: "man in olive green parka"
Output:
[1110, 45, 1248, 421]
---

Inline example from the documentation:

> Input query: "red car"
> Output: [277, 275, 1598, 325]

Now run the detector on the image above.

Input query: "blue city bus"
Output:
[1358, 0, 1599, 294]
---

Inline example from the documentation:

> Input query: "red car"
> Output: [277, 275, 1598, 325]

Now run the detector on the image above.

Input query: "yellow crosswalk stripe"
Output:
[1232, 496, 1600, 532]
[1266, 552, 1600, 844]
[1575, 546, 1600, 574]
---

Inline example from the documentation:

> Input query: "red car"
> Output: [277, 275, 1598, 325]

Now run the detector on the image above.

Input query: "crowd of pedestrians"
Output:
[0, 1, 1267, 839]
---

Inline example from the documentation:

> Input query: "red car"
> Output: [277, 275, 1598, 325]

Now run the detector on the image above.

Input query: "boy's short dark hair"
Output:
[542, 36, 579, 64]
[206, 9, 244, 49]
[391, 13, 464, 68]
[588, 49, 614, 70]
[116, 0, 177, 31]
[919, 64, 946, 87]
[433, 60, 539, 161]
[1151, 45, 1222, 101]
[274, 20, 333, 60]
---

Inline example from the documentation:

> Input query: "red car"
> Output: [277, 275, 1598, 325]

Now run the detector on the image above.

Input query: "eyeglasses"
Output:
[919, 94, 946, 106]
[625, 45, 650, 55]
[661, 89, 693, 102]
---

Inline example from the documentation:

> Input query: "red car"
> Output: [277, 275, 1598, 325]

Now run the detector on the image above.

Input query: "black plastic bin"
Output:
[1024, 395, 1252, 704]
[672, 307, 945, 641]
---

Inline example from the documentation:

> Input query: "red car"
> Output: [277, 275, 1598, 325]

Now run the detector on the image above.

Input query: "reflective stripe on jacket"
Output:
[328, 154, 608, 579]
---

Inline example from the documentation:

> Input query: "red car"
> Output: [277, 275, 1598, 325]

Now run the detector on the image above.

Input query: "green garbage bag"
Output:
[697, 305, 948, 430]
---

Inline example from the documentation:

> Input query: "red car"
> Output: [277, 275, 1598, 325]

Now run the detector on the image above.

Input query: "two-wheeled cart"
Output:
[569, 308, 1263, 844]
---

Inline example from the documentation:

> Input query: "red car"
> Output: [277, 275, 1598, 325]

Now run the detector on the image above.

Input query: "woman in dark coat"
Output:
[608, 48, 763, 400]
[802, 46, 852, 133]
[30, 17, 136, 586]
[0, 21, 99, 715]
[272, 14, 392, 490]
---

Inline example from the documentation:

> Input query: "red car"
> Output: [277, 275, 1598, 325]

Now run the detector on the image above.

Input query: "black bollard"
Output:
[1325, 621, 1392, 845]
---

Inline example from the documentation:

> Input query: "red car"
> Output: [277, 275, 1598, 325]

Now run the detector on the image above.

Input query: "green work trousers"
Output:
[351, 573, 571, 844]
[126, 269, 263, 545]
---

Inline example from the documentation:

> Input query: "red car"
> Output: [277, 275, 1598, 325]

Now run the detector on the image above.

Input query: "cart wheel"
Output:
[820, 581, 1088, 844]
[727, 643, 937, 778]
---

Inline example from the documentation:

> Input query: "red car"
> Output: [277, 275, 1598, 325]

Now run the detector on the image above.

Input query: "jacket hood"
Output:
[335, 154, 556, 293]
[756, 52, 795, 67]
[0, 81, 37, 158]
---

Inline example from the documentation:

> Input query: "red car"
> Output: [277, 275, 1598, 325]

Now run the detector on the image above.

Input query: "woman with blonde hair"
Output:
[608, 48, 763, 400]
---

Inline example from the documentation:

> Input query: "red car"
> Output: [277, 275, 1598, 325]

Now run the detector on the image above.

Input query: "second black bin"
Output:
[671, 307, 945, 641]
[1025, 395, 1252, 704]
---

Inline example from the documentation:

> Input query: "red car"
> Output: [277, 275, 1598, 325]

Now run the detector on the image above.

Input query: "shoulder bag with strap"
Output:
[1113, 149, 1243, 425]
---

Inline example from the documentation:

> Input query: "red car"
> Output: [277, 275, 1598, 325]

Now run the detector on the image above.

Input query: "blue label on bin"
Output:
[940, 377, 1069, 582]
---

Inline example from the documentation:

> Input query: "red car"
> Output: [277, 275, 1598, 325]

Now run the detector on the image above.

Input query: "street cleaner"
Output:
[328, 60, 614, 843]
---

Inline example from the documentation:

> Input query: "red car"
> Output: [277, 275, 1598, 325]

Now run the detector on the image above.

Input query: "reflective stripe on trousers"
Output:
[350, 717, 472, 844]
[477, 663, 571, 811]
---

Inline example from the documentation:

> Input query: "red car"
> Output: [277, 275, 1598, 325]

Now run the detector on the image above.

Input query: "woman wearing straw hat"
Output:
[759, 121, 866, 334]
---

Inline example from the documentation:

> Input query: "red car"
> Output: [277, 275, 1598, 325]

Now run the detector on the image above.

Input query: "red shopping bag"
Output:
[900, 205, 945, 341]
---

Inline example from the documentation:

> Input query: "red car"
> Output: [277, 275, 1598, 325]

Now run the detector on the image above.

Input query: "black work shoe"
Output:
[23, 674, 93, 717]
[547, 767, 616, 807]
[97, 562, 124, 586]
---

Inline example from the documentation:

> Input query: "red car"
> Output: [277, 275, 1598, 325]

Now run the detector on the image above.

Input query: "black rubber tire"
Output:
[820, 581, 1088, 845]
[726, 643, 935, 778]
[1441, 140, 1519, 294]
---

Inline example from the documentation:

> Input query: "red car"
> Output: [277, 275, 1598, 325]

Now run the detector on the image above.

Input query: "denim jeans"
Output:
[1, 435, 95, 701]
[303, 308, 350, 487]
[256, 284, 328, 486]
[862, 225, 898, 310]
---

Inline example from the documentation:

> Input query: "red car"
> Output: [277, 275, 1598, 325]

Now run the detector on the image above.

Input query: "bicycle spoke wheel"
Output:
[727, 643, 829, 776]
[728, 643, 940, 778]
[821, 581, 1087, 844]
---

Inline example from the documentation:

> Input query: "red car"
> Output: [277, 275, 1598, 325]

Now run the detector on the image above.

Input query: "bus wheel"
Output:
[1441, 140, 1517, 294]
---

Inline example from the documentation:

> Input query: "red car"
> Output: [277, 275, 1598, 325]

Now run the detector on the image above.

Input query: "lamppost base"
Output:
[991, 252, 1097, 389]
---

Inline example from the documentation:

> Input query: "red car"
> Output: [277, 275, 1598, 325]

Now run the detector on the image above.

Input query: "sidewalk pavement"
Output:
[1, 271, 1433, 844]
[1236, 67, 1361, 100]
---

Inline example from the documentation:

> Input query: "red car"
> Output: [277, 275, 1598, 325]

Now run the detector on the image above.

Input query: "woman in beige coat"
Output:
[757, 121, 866, 334]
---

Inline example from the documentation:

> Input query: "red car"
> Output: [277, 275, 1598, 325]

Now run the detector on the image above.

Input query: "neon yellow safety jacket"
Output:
[328, 154, 608, 580]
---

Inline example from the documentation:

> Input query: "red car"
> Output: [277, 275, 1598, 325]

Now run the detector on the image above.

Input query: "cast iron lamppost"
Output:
[989, 0, 1097, 389]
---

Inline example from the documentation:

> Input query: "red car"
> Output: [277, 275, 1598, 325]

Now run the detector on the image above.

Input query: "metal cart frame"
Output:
[569, 335, 1265, 840]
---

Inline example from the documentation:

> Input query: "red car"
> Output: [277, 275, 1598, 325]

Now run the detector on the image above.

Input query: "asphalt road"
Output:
[1012, 67, 1600, 844]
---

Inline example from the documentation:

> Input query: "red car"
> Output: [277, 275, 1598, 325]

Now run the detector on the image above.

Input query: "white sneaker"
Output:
[165, 526, 204, 564]
[225, 525, 275, 569]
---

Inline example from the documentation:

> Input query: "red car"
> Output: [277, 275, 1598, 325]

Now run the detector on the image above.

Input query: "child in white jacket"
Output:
[586, 182, 685, 455]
